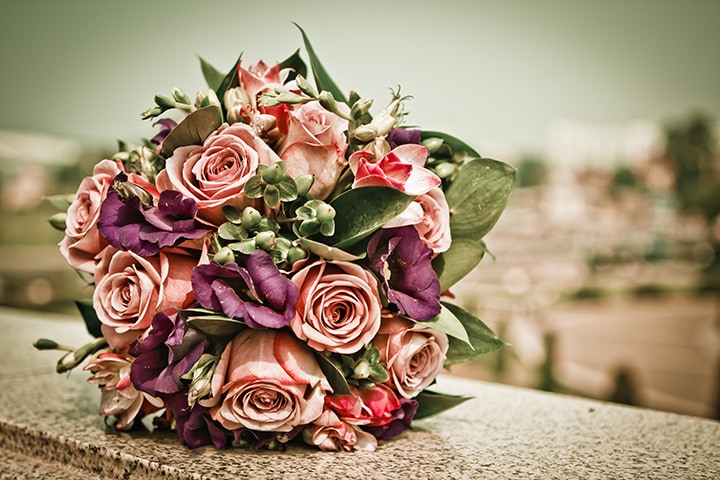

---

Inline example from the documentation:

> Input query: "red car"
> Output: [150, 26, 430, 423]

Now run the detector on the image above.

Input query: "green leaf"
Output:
[294, 23, 347, 104]
[279, 48, 307, 82]
[433, 157, 515, 290]
[445, 157, 515, 239]
[183, 312, 246, 339]
[44, 194, 74, 211]
[215, 54, 242, 102]
[222, 205, 243, 224]
[433, 237, 486, 292]
[244, 176, 264, 198]
[263, 184, 280, 209]
[277, 177, 298, 201]
[199, 56, 225, 92]
[218, 222, 248, 241]
[423, 304, 472, 347]
[298, 238, 365, 262]
[314, 353, 353, 395]
[421, 130, 481, 159]
[414, 390, 473, 420]
[75, 300, 103, 338]
[160, 105, 223, 157]
[441, 301, 505, 366]
[323, 186, 415, 249]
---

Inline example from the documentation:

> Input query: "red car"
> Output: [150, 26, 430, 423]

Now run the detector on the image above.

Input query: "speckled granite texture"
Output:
[1, 307, 718, 479]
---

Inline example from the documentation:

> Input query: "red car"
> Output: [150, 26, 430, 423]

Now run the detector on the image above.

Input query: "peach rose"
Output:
[290, 260, 382, 354]
[239, 60, 290, 109]
[59, 159, 120, 274]
[206, 329, 331, 432]
[372, 314, 449, 398]
[155, 123, 280, 224]
[92, 248, 196, 350]
[277, 102, 348, 199]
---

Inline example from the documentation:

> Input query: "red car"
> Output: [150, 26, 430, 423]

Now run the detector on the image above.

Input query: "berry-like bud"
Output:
[213, 246, 235, 265]
[315, 203, 336, 223]
[255, 231, 276, 250]
[241, 207, 262, 230]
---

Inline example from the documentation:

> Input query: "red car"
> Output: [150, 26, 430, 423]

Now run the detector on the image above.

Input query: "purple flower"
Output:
[166, 392, 228, 449]
[151, 118, 177, 145]
[129, 311, 207, 397]
[191, 250, 299, 329]
[386, 128, 422, 149]
[98, 174, 210, 257]
[367, 226, 441, 321]
[365, 398, 418, 440]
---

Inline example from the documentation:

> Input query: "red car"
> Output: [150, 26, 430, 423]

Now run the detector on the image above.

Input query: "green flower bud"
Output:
[315, 203, 336, 223]
[154, 94, 177, 109]
[286, 245, 308, 265]
[241, 207, 262, 230]
[294, 174, 315, 197]
[422, 137, 444, 154]
[350, 124, 378, 143]
[295, 74, 318, 98]
[352, 360, 371, 379]
[350, 98, 373, 120]
[213, 246, 235, 265]
[48, 212, 67, 231]
[171, 87, 191, 105]
[262, 163, 284, 185]
[434, 162, 457, 179]
[255, 230, 276, 250]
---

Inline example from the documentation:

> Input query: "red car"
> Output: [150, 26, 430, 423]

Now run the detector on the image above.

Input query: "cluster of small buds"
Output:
[141, 87, 220, 121]
[422, 136, 472, 185]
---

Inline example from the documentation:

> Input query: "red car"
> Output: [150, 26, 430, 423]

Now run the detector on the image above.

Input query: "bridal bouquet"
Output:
[37, 26, 514, 452]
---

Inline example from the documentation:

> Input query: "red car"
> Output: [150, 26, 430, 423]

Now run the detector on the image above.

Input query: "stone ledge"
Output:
[1, 307, 718, 479]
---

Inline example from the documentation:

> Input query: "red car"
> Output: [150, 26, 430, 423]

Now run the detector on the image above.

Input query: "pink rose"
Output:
[59, 159, 120, 274]
[372, 314, 449, 398]
[325, 384, 401, 427]
[155, 123, 280, 224]
[277, 102, 349, 199]
[349, 144, 441, 196]
[304, 408, 377, 452]
[290, 260, 382, 354]
[206, 329, 331, 432]
[411, 187, 451, 254]
[93, 248, 196, 350]
[84, 352, 163, 429]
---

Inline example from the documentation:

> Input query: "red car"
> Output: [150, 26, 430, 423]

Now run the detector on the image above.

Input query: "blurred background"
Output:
[1, 0, 719, 418]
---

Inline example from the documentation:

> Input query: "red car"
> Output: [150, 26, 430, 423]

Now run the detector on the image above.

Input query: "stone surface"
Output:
[1, 307, 718, 479]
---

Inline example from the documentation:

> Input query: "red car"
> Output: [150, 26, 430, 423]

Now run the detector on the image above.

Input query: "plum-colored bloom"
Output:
[84, 352, 163, 430]
[98, 176, 210, 257]
[349, 144, 440, 196]
[191, 250, 298, 329]
[204, 329, 331, 432]
[129, 311, 207, 397]
[93, 248, 197, 350]
[59, 159, 121, 274]
[151, 118, 177, 145]
[373, 314, 449, 399]
[155, 123, 280, 224]
[366, 226, 441, 321]
[290, 260, 382, 354]
[386, 128, 422, 149]
[166, 392, 228, 449]
[277, 102, 348, 199]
